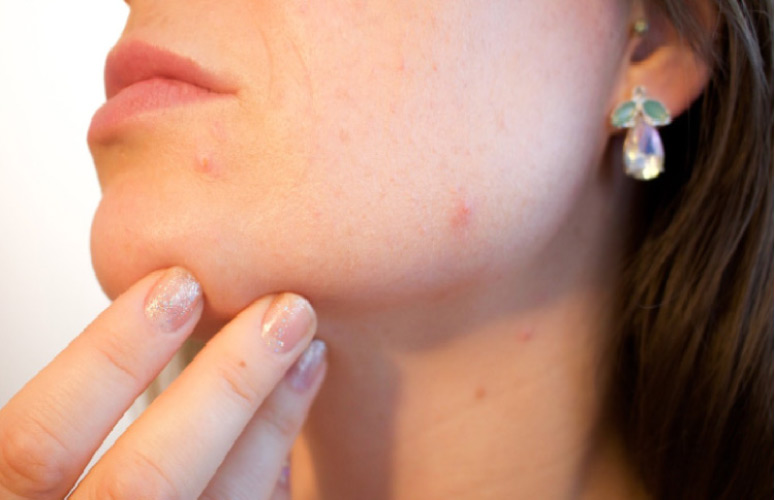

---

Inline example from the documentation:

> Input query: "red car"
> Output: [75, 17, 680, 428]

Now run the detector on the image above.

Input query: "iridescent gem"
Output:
[624, 118, 664, 180]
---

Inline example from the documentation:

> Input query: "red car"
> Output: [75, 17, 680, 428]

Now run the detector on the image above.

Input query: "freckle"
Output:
[397, 57, 405, 72]
[239, 360, 247, 368]
[475, 387, 487, 400]
[339, 128, 350, 143]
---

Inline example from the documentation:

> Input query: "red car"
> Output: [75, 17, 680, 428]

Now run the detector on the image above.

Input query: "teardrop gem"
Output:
[623, 119, 665, 180]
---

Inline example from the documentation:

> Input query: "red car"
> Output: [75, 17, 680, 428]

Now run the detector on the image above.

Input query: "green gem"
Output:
[611, 101, 637, 128]
[643, 100, 671, 126]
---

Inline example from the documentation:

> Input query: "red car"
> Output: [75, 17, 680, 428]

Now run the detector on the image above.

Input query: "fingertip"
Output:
[259, 293, 318, 355]
[285, 339, 328, 393]
[143, 267, 204, 333]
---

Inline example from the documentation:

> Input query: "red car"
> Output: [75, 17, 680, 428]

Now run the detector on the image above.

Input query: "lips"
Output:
[88, 40, 236, 141]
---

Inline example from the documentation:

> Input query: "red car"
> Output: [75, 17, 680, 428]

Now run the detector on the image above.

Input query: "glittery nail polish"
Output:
[260, 293, 316, 354]
[144, 268, 202, 332]
[278, 457, 291, 488]
[285, 339, 327, 392]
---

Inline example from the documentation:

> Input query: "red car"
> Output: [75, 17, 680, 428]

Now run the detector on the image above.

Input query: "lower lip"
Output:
[88, 77, 227, 141]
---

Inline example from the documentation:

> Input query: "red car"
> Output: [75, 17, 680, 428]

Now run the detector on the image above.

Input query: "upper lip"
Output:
[104, 40, 236, 99]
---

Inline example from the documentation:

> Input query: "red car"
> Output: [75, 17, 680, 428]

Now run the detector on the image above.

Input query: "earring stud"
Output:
[611, 86, 671, 180]
[633, 19, 649, 36]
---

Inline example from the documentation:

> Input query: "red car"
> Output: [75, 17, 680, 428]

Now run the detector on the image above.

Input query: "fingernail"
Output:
[278, 457, 291, 488]
[286, 339, 327, 392]
[260, 293, 316, 354]
[144, 268, 203, 332]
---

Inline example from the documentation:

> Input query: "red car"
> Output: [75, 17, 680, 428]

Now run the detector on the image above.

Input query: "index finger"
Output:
[71, 292, 318, 499]
[0, 267, 203, 499]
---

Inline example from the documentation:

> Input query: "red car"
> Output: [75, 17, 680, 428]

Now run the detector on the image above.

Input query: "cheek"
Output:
[292, 0, 623, 278]
[90, 0, 625, 331]
[192, 122, 230, 178]
[449, 188, 474, 234]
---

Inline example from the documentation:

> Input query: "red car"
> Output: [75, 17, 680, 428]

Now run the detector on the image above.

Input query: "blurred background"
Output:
[0, 0, 129, 473]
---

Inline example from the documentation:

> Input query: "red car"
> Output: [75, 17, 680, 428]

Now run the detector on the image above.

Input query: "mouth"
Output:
[88, 40, 237, 142]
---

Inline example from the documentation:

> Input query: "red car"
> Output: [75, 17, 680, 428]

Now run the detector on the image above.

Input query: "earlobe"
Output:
[611, 2, 714, 129]
[606, 1, 715, 180]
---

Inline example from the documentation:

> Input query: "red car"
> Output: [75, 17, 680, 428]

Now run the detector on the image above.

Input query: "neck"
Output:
[290, 170, 648, 500]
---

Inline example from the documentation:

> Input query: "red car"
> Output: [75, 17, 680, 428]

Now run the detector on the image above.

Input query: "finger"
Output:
[264, 458, 291, 500]
[71, 293, 318, 500]
[0, 267, 203, 499]
[200, 340, 327, 500]
[267, 469, 292, 500]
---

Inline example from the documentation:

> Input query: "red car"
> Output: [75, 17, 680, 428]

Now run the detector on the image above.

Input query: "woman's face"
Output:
[90, 0, 629, 333]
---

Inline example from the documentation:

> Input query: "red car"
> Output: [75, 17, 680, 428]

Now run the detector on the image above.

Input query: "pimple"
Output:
[474, 386, 487, 400]
[195, 152, 221, 179]
[516, 327, 536, 342]
[449, 189, 474, 232]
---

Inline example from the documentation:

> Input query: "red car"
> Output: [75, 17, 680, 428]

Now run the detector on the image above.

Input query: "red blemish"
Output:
[195, 153, 221, 178]
[450, 191, 473, 231]
[474, 386, 487, 400]
[517, 327, 536, 342]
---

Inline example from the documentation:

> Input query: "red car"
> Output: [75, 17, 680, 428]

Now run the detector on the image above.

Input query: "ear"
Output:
[609, 0, 715, 128]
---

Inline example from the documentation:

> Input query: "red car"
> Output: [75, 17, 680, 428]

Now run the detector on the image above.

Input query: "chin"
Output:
[88, 183, 288, 339]
[89, 163, 497, 339]
[91, 202, 489, 342]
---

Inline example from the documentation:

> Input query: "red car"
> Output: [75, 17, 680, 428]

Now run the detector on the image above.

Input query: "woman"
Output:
[0, 0, 770, 498]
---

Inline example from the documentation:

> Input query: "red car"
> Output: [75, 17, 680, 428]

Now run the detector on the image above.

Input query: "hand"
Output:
[0, 267, 327, 499]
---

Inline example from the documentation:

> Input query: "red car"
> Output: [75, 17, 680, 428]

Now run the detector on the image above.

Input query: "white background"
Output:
[0, 0, 131, 475]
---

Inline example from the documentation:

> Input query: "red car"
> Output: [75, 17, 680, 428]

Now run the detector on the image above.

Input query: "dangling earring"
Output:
[610, 86, 672, 181]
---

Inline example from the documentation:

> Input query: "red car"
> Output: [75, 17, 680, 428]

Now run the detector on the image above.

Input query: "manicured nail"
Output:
[286, 339, 327, 391]
[144, 267, 203, 332]
[278, 457, 291, 488]
[260, 293, 316, 354]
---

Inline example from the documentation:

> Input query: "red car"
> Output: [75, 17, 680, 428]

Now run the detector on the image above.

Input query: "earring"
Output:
[610, 86, 672, 180]
[632, 19, 649, 36]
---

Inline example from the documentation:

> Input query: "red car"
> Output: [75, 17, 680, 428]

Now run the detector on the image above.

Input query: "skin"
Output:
[0, 0, 712, 498]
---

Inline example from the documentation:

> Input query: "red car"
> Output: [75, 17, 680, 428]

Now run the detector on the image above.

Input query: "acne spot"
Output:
[517, 327, 536, 343]
[449, 187, 474, 233]
[474, 386, 487, 400]
[195, 152, 221, 179]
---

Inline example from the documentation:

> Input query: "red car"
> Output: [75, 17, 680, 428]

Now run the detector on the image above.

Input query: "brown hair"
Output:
[609, 1, 773, 498]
